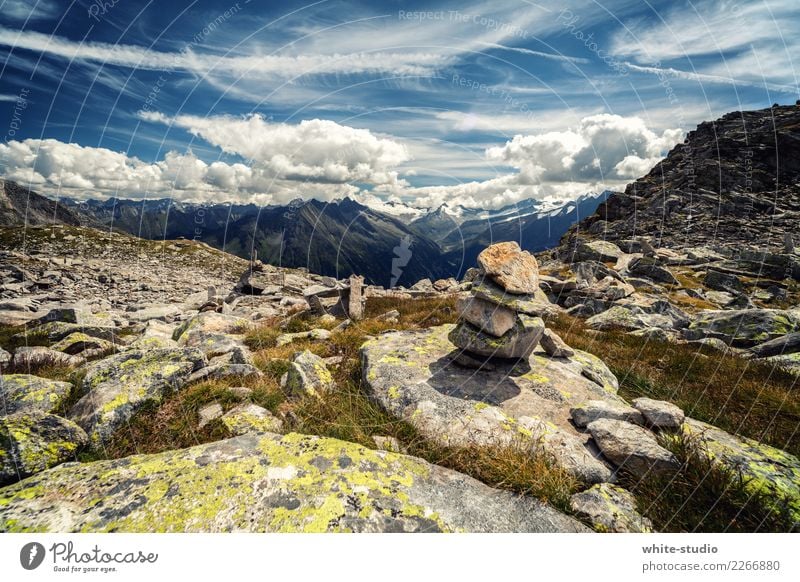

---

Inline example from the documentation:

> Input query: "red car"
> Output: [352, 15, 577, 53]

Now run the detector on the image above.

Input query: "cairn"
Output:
[449, 241, 574, 367]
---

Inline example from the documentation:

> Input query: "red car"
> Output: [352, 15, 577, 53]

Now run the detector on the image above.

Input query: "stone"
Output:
[276, 328, 332, 347]
[684, 309, 800, 347]
[628, 327, 671, 342]
[704, 269, 745, 294]
[0, 374, 73, 416]
[586, 306, 675, 332]
[372, 435, 402, 452]
[285, 350, 335, 398]
[433, 277, 458, 292]
[375, 310, 400, 322]
[570, 400, 644, 428]
[471, 275, 555, 316]
[632, 398, 685, 429]
[51, 332, 115, 356]
[749, 332, 800, 358]
[570, 483, 653, 533]
[198, 402, 223, 428]
[221, 403, 282, 435]
[628, 257, 679, 285]
[477, 242, 539, 294]
[449, 314, 544, 359]
[587, 419, 681, 477]
[540, 328, 575, 358]
[172, 312, 251, 342]
[0, 433, 588, 532]
[0, 347, 10, 367]
[362, 325, 621, 483]
[682, 418, 800, 523]
[68, 347, 207, 446]
[347, 274, 365, 321]
[410, 278, 434, 292]
[11, 346, 85, 369]
[0, 411, 88, 485]
[573, 240, 624, 263]
[455, 294, 517, 337]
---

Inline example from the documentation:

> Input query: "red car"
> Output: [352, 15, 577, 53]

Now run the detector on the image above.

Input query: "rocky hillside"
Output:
[560, 102, 800, 253]
[1, 227, 798, 532]
[0, 178, 81, 227]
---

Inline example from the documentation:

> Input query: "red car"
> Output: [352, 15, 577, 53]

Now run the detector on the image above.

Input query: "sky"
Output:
[0, 0, 797, 209]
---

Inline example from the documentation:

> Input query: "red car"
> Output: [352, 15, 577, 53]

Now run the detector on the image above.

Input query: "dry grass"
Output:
[547, 313, 800, 457]
[622, 432, 798, 532]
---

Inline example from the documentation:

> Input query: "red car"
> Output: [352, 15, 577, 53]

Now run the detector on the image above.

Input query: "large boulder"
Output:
[632, 398, 685, 429]
[69, 348, 207, 446]
[0, 374, 73, 416]
[573, 240, 623, 263]
[683, 419, 800, 523]
[362, 325, 622, 483]
[628, 257, 679, 285]
[587, 419, 680, 477]
[449, 314, 544, 359]
[570, 400, 644, 428]
[0, 411, 88, 485]
[684, 309, 800, 347]
[477, 242, 539, 294]
[0, 433, 588, 532]
[11, 346, 84, 369]
[586, 305, 675, 332]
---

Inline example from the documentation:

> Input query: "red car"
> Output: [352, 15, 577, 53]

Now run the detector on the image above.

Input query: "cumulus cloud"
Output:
[0, 138, 363, 204]
[0, 114, 679, 210]
[140, 112, 409, 185]
[485, 114, 682, 183]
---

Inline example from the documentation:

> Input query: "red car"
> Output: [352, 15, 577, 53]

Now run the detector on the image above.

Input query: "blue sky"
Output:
[0, 0, 797, 209]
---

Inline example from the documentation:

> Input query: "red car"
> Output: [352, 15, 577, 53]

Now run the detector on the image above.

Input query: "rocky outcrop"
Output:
[0, 375, 72, 416]
[0, 433, 588, 532]
[0, 411, 88, 485]
[362, 324, 619, 483]
[68, 348, 207, 446]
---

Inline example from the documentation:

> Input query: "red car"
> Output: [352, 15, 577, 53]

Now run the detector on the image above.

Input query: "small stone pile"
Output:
[449, 241, 573, 367]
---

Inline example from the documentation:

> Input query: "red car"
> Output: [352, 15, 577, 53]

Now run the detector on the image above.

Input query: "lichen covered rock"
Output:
[285, 350, 335, 398]
[221, 404, 283, 435]
[587, 419, 681, 477]
[0, 374, 73, 416]
[570, 483, 653, 533]
[683, 418, 800, 522]
[68, 347, 206, 446]
[0, 433, 588, 532]
[0, 411, 87, 485]
[449, 314, 544, 359]
[362, 325, 623, 483]
[684, 309, 800, 348]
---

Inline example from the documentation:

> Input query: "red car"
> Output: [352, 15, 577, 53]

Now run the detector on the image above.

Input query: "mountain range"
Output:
[0, 178, 608, 286]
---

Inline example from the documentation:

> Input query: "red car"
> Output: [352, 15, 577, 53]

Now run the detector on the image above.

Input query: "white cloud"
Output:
[485, 114, 682, 183]
[611, 0, 800, 90]
[1, 114, 680, 211]
[0, 0, 58, 22]
[0, 138, 358, 204]
[140, 112, 409, 185]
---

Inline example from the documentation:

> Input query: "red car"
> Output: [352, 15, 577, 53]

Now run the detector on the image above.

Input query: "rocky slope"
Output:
[0, 178, 80, 227]
[1, 231, 798, 532]
[560, 102, 800, 253]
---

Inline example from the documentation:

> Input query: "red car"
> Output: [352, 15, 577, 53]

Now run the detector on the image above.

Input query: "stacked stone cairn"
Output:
[449, 241, 574, 368]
